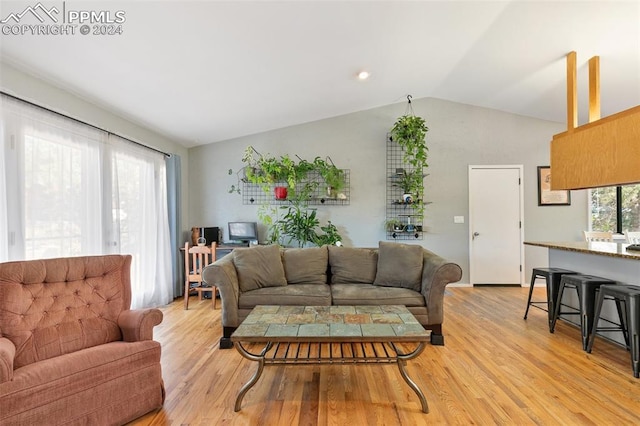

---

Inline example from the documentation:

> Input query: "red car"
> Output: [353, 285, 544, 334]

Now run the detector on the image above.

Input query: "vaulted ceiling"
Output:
[1, 1, 638, 147]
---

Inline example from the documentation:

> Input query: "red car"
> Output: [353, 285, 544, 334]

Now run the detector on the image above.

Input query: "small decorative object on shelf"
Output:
[197, 236, 206, 246]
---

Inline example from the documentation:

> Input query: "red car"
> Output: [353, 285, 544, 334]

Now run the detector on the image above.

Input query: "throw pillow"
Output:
[328, 246, 378, 284]
[283, 246, 328, 284]
[233, 244, 287, 292]
[373, 241, 423, 291]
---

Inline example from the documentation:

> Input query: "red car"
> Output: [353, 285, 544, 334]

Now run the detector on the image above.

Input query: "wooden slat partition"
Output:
[550, 52, 640, 190]
[566, 51, 578, 131]
[588, 56, 601, 122]
[550, 105, 640, 190]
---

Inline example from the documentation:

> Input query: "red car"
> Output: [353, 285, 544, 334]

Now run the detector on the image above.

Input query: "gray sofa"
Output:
[203, 241, 462, 348]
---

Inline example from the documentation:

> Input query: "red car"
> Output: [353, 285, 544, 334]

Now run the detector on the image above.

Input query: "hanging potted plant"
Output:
[390, 114, 429, 170]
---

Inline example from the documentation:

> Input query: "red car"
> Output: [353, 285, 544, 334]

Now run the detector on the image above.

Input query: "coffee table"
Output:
[231, 305, 431, 413]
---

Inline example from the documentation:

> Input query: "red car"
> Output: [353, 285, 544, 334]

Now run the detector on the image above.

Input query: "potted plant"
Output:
[390, 115, 429, 170]
[393, 168, 423, 204]
[313, 156, 345, 198]
[385, 218, 404, 232]
[242, 146, 295, 200]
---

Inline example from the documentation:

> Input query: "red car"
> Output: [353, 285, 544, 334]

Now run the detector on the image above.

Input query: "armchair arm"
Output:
[420, 249, 462, 325]
[203, 255, 241, 327]
[0, 337, 16, 383]
[118, 309, 163, 342]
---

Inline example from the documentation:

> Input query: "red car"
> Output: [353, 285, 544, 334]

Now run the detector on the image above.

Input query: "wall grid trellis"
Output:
[241, 170, 350, 206]
[386, 134, 424, 240]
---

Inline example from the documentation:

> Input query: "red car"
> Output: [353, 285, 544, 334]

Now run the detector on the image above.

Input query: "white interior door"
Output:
[469, 166, 524, 285]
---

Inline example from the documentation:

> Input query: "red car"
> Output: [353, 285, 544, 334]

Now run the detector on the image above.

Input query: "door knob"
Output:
[473, 232, 480, 240]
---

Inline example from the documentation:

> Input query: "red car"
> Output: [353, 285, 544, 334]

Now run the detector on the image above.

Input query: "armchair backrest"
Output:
[0, 255, 132, 369]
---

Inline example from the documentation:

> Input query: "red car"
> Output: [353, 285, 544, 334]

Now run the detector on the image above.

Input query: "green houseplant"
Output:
[313, 156, 345, 197]
[385, 218, 404, 232]
[390, 115, 429, 170]
[241, 146, 299, 200]
[230, 146, 345, 247]
[392, 168, 424, 203]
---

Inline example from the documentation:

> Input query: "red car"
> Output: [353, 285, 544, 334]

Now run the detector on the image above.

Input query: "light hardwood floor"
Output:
[130, 287, 640, 425]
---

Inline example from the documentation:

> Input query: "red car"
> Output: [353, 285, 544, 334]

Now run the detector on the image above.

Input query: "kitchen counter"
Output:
[524, 241, 640, 261]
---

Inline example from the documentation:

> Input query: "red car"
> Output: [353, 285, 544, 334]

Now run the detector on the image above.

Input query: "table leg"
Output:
[390, 342, 429, 413]
[234, 342, 273, 412]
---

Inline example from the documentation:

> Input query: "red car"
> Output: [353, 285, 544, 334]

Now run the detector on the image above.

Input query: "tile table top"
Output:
[231, 305, 430, 343]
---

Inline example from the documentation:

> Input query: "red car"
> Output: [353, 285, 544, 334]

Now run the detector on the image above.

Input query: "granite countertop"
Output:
[524, 241, 640, 260]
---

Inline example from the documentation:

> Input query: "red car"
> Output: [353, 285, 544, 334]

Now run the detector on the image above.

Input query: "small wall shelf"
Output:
[241, 170, 350, 206]
[386, 135, 424, 240]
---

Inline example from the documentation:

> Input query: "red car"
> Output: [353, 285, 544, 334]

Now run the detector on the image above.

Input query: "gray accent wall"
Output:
[188, 97, 589, 284]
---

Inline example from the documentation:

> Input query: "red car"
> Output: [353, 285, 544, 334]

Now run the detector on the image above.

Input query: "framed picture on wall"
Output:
[537, 166, 571, 206]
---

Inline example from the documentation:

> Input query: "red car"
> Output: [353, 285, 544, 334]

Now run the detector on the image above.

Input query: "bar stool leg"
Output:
[613, 297, 630, 348]
[577, 284, 599, 351]
[587, 288, 606, 353]
[550, 280, 566, 334]
[524, 270, 539, 320]
[548, 273, 564, 332]
[628, 294, 639, 378]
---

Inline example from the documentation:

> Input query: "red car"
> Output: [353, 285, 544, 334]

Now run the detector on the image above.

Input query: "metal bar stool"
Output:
[550, 274, 616, 350]
[524, 267, 578, 332]
[587, 284, 640, 378]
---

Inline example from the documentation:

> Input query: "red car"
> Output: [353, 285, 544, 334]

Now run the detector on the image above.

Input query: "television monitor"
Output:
[228, 222, 258, 243]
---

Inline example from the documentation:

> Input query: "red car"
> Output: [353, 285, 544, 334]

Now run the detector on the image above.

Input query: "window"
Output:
[590, 184, 640, 233]
[1, 94, 173, 308]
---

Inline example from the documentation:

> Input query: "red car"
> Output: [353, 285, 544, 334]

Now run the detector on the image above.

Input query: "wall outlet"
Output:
[454, 216, 465, 224]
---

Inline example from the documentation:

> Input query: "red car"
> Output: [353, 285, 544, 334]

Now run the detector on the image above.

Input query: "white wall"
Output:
[188, 97, 589, 284]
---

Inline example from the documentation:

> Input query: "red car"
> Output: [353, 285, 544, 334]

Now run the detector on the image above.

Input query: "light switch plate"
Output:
[454, 216, 465, 224]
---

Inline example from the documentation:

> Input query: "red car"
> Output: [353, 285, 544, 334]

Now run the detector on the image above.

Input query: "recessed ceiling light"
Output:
[357, 71, 370, 80]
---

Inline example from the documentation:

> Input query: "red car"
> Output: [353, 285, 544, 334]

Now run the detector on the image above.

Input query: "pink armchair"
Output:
[0, 255, 165, 425]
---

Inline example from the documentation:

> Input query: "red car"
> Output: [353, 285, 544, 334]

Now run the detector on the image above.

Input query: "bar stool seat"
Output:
[524, 267, 578, 332]
[550, 274, 616, 350]
[587, 284, 640, 378]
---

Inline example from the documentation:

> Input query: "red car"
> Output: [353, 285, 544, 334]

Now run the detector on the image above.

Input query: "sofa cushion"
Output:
[328, 246, 378, 284]
[373, 241, 423, 291]
[239, 284, 332, 308]
[283, 246, 328, 284]
[234, 244, 287, 292]
[331, 284, 426, 307]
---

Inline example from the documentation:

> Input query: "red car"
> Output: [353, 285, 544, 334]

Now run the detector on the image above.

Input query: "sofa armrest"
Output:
[118, 309, 163, 342]
[0, 337, 16, 383]
[420, 249, 462, 325]
[203, 255, 241, 328]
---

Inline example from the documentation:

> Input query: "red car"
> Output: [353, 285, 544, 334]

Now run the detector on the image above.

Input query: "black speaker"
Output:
[198, 227, 219, 246]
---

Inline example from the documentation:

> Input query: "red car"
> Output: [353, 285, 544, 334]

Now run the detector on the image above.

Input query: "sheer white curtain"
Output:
[0, 118, 7, 262]
[0, 95, 105, 261]
[109, 135, 173, 308]
[0, 94, 173, 308]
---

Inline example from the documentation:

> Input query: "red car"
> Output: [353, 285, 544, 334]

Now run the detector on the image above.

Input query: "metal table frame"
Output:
[231, 305, 430, 413]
